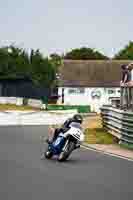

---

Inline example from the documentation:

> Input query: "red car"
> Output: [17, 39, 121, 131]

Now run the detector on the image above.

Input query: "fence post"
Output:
[23, 98, 28, 106]
[42, 96, 48, 110]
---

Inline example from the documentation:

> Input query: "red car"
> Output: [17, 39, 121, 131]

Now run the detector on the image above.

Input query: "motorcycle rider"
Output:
[46, 114, 83, 149]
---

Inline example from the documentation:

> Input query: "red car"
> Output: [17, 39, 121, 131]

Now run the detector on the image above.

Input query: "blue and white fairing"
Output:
[48, 133, 65, 155]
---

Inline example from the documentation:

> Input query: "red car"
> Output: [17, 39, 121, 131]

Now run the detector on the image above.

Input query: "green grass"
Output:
[119, 142, 133, 150]
[85, 128, 118, 144]
[47, 104, 91, 113]
[0, 104, 41, 111]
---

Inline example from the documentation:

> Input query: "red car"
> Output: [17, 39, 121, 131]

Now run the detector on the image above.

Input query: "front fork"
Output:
[62, 139, 69, 152]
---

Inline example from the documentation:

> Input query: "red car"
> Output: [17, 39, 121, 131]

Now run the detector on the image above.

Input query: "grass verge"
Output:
[84, 115, 118, 144]
[85, 128, 118, 144]
[119, 142, 133, 150]
[0, 104, 41, 111]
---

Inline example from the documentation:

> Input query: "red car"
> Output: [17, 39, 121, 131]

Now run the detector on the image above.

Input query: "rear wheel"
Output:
[45, 151, 53, 159]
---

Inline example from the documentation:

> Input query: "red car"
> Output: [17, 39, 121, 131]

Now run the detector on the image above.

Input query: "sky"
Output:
[0, 0, 133, 57]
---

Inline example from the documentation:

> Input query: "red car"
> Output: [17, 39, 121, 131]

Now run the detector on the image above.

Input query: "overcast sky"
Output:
[0, 0, 133, 57]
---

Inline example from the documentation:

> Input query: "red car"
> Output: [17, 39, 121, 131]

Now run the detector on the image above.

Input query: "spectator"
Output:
[120, 64, 131, 110]
[126, 63, 133, 110]
[120, 65, 130, 86]
[127, 63, 133, 84]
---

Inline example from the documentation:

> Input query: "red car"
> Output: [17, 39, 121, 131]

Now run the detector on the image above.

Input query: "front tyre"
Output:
[58, 151, 66, 162]
[58, 141, 75, 162]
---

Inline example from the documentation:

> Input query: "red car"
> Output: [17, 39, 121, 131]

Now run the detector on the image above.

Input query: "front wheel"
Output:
[58, 151, 67, 162]
[58, 141, 75, 162]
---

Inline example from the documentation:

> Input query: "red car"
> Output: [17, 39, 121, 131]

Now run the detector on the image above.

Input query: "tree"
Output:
[50, 53, 62, 69]
[64, 47, 109, 60]
[0, 45, 56, 88]
[114, 41, 133, 59]
[8, 45, 30, 78]
[0, 47, 9, 76]
[0, 45, 30, 79]
[30, 49, 56, 87]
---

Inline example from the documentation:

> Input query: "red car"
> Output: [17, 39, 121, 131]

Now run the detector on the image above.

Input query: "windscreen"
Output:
[69, 122, 82, 130]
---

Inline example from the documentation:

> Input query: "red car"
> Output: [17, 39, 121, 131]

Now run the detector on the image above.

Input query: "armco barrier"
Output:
[101, 106, 133, 149]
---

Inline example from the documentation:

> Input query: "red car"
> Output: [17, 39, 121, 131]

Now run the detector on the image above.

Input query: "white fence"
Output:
[0, 97, 43, 108]
[0, 97, 23, 105]
[27, 99, 43, 108]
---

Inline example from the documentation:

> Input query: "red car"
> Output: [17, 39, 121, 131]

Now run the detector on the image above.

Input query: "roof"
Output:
[59, 60, 133, 87]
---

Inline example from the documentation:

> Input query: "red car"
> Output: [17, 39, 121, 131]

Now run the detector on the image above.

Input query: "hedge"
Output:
[46, 105, 91, 113]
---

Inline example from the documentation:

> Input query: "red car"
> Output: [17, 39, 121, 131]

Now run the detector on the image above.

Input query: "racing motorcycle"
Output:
[44, 122, 84, 162]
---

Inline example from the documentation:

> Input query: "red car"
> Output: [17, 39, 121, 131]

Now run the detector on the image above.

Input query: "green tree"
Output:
[30, 49, 56, 87]
[114, 41, 133, 59]
[50, 53, 62, 68]
[0, 47, 9, 76]
[8, 45, 30, 78]
[64, 47, 108, 60]
[0, 45, 56, 88]
[0, 45, 30, 79]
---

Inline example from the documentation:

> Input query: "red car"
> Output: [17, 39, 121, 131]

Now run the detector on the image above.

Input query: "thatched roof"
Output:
[59, 60, 133, 87]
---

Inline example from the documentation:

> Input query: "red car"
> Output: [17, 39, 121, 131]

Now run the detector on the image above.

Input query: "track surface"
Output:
[0, 126, 133, 200]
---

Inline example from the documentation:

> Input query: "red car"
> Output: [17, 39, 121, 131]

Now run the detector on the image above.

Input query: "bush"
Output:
[47, 105, 91, 113]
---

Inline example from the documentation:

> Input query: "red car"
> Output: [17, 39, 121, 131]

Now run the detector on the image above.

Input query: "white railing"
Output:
[0, 97, 43, 108]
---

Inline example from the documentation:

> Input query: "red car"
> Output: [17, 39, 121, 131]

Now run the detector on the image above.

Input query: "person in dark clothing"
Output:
[120, 64, 131, 109]
[120, 65, 131, 84]
[46, 114, 83, 148]
[125, 63, 133, 110]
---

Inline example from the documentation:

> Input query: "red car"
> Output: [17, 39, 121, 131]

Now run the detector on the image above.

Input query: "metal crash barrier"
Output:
[101, 106, 133, 148]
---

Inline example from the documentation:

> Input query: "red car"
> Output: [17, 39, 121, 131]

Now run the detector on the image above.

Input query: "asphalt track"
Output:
[0, 125, 133, 200]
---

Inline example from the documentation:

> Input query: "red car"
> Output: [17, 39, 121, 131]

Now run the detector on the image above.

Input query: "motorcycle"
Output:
[44, 122, 84, 162]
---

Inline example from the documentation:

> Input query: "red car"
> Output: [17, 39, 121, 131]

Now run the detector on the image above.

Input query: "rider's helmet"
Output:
[73, 114, 83, 124]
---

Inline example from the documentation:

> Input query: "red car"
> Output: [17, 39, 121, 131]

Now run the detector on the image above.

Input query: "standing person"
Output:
[126, 63, 133, 110]
[120, 64, 131, 110]
[127, 63, 133, 83]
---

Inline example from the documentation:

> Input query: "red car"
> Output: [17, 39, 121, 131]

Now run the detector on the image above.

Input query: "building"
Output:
[57, 60, 132, 113]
